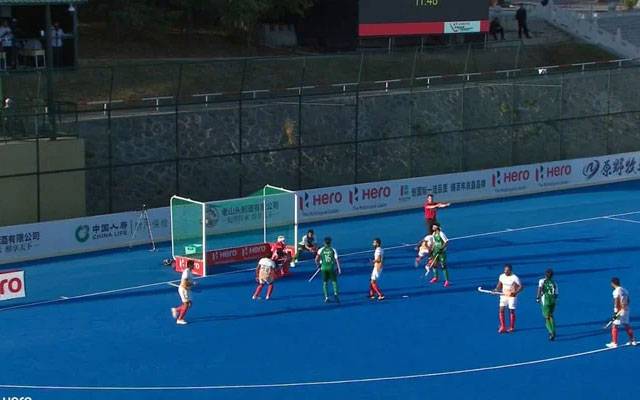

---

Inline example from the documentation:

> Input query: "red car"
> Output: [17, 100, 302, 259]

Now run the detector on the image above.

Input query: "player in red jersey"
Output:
[271, 235, 292, 276]
[423, 194, 450, 235]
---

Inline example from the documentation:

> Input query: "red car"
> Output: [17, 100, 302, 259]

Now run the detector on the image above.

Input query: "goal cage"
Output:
[170, 185, 299, 276]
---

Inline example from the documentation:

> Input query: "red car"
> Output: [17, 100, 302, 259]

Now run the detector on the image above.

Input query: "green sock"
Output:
[434, 269, 439, 279]
[443, 268, 449, 281]
[332, 280, 339, 296]
[545, 319, 552, 334]
[549, 317, 555, 334]
[322, 282, 328, 298]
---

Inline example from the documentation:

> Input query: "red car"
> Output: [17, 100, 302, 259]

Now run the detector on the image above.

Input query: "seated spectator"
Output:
[490, 17, 505, 41]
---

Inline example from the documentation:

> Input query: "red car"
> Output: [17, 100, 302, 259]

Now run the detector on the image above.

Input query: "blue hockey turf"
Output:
[2, 181, 640, 400]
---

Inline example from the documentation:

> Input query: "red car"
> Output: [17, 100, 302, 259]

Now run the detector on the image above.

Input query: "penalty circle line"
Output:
[0, 345, 625, 391]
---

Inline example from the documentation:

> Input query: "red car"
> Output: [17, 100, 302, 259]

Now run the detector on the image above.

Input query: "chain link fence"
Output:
[1, 43, 639, 225]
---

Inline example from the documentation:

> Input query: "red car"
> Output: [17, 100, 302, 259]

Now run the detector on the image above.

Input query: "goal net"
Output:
[170, 185, 298, 276]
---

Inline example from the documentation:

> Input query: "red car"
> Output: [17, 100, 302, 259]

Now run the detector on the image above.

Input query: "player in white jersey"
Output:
[252, 257, 277, 300]
[606, 277, 637, 348]
[171, 260, 195, 325]
[494, 264, 522, 333]
[414, 234, 434, 279]
[369, 238, 385, 301]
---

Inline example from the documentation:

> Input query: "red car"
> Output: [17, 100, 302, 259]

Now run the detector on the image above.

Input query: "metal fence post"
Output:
[297, 57, 306, 190]
[409, 48, 418, 176]
[459, 81, 466, 171]
[511, 81, 516, 165]
[175, 64, 183, 195]
[354, 53, 364, 183]
[36, 108, 41, 222]
[238, 59, 248, 196]
[107, 66, 114, 213]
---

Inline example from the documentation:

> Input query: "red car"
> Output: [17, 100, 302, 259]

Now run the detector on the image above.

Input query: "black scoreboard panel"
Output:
[359, 0, 489, 36]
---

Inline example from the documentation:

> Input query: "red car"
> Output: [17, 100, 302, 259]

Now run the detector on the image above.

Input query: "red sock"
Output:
[509, 310, 516, 330]
[266, 284, 274, 298]
[612, 326, 619, 344]
[178, 304, 189, 320]
[369, 283, 375, 297]
[626, 326, 635, 341]
[253, 284, 264, 298]
[499, 309, 506, 329]
[371, 281, 383, 297]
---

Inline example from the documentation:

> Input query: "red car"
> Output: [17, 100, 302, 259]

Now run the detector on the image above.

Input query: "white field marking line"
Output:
[0, 345, 626, 391]
[0, 266, 256, 313]
[340, 210, 640, 259]
[3, 209, 639, 313]
[605, 216, 640, 225]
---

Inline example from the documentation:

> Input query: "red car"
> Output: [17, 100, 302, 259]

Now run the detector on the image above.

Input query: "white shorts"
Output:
[370, 268, 381, 281]
[418, 249, 429, 258]
[179, 287, 191, 303]
[258, 268, 274, 284]
[614, 309, 630, 326]
[499, 295, 517, 309]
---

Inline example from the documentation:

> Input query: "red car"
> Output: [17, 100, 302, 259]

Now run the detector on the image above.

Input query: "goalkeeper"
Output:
[291, 229, 317, 268]
[315, 236, 341, 303]
[271, 235, 293, 276]
[536, 268, 558, 341]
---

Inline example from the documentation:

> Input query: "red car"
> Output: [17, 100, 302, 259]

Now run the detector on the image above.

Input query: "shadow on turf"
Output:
[0, 265, 627, 314]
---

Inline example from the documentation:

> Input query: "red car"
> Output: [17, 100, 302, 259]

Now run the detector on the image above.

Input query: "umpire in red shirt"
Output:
[423, 194, 451, 234]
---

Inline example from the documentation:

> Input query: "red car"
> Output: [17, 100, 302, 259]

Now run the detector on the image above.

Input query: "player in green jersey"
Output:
[536, 268, 558, 340]
[315, 236, 341, 303]
[428, 223, 450, 287]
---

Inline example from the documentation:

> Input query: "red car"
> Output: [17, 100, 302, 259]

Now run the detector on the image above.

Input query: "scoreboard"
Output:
[359, 0, 489, 37]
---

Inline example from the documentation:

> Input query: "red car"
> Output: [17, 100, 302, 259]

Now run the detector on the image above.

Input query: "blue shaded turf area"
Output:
[2, 181, 640, 400]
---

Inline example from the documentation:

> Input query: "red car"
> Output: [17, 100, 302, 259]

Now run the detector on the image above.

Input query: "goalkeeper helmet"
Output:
[277, 235, 286, 243]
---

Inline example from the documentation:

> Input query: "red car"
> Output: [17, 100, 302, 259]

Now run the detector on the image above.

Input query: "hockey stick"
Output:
[603, 311, 622, 329]
[477, 286, 501, 296]
[308, 267, 321, 282]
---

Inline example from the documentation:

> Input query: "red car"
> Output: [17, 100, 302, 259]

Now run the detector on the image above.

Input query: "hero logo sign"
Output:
[535, 165, 572, 182]
[492, 168, 530, 187]
[298, 191, 344, 210]
[349, 186, 391, 205]
[0, 270, 26, 301]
